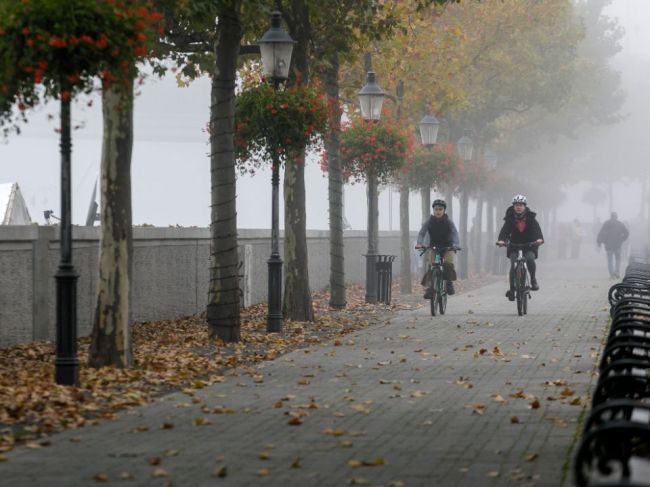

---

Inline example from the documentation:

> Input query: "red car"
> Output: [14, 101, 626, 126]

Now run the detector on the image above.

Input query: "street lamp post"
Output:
[55, 84, 79, 386]
[258, 10, 294, 332]
[358, 70, 385, 303]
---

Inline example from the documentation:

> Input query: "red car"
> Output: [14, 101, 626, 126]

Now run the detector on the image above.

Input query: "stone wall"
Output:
[0, 226, 405, 347]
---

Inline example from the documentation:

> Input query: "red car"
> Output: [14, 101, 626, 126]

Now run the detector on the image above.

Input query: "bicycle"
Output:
[418, 246, 460, 316]
[498, 241, 538, 316]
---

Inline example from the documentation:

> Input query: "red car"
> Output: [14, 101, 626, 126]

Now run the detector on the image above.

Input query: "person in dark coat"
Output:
[597, 212, 629, 278]
[496, 194, 544, 301]
[415, 199, 460, 298]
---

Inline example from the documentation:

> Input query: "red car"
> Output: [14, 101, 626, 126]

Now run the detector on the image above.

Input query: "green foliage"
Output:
[0, 0, 162, 132]
[234, 81, 329, 173]
[337, 116, 413, 185]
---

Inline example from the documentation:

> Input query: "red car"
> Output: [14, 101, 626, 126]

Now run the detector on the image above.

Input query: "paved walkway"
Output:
[2, 258, 611, 486]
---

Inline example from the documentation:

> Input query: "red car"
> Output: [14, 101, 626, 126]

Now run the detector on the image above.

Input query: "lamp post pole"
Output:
[55, 85, 79, 386]
[258, 10, 294, 332]
[358, 66, 385, 304]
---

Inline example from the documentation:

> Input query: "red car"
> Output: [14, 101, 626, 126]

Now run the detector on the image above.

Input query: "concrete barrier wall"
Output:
[0, 226, 405, 347]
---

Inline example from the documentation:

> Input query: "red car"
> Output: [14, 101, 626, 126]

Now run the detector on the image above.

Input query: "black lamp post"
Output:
[258, 10, 294, 332]
[358, 70, 386, 303]
[55, 85, 79, 386]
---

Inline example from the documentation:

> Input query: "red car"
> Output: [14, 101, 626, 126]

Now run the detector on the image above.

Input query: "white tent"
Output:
[0, 182, 32, 225]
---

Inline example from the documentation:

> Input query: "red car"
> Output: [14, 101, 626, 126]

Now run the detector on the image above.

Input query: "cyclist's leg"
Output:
[507, 253, 517, 300]
[443, 250, 456, 295]
[613, 247, 622, 277]
[422, 251, 434, 298]
[525, 251, 538, 290]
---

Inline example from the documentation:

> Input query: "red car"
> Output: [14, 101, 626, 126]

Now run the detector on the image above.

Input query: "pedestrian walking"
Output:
[596, 212, 629, 278]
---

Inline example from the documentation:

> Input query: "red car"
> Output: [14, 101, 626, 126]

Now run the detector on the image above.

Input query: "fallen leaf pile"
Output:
[0, 282, 411, 455]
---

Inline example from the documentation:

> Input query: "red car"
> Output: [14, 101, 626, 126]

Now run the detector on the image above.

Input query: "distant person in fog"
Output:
[597, 212, 629, 279]
[569, 219, 584, 259]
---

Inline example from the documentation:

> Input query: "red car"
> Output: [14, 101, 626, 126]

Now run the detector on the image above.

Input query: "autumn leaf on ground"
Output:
[161, 422, 174, 429]
[510, 416, 520, 424]
[348, 477, 370, 485]
[410, 390, 431, 398]
[528, 399, 541, 409]
[350, 404, 371, 414]
[340, 440, 353, 448]
[322, 428, 346, 436]
[212, 466, 227, 478]
[93, 473, 109, 482]
[148, 457, 162, 466]
[258, 468, 271, 476]
[118, 472, 133, 480]
[470, 404, 486, 415]
[193, 417, 212, 426]
[291, 457, 302, 469]
[490, 394, 506, 403]
[525, 453, 539, 462]
[151, 468, 170, 477]
[287, 416, 303, 425]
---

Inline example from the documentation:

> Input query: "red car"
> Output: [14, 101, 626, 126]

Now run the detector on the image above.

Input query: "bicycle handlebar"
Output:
[496, 241, 539, 249]
[416, 246, 462, 256]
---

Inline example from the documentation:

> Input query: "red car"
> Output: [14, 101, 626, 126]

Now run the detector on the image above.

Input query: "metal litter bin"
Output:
[376, 255, 396, 304]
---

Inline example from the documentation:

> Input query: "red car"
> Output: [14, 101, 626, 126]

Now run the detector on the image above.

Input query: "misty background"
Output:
[0, 0, 648, 233]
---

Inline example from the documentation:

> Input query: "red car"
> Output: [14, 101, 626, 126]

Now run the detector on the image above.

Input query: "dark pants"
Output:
[509, 251, 536, 290]
[606, 248, 621, 277]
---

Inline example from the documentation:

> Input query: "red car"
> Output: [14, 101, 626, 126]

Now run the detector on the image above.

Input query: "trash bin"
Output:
[376, 255, 396, 304]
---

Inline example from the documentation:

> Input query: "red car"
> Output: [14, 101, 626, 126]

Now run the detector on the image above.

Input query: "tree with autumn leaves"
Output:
[0, 0, 162, 370]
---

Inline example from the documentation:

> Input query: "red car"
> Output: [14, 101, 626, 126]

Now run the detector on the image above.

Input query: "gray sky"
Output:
[1, 0, 649, 230]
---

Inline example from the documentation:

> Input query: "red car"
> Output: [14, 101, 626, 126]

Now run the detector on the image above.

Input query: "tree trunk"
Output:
[400, 181, 411, 294]
[458, 190, 469, 279]
[475, 194, 483, 274]
[206, 3, 242, 342]
[283, 156, 314, 320]
[324, 54, 345, 308]
[420, 186, 430, 224]
[445, 186, 454, 221]
[486, 199, 494, 273]
[283, 0, 314, 321]
[88, 80, 134, 368]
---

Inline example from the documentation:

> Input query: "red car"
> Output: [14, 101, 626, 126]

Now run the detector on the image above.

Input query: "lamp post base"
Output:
[267, 254, 283, 332]
[364, 253, 378, 304]
[55, 264, 79, 386]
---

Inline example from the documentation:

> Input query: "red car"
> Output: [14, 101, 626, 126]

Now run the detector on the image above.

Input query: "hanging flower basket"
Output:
[337, 116, 413, 185]
[0, 0, 162, 131]
[234, 82, 329, 175]
[403, 143, 462, 191]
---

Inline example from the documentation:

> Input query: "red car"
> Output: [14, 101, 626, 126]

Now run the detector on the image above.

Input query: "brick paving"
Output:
[2, 258, 611, 487]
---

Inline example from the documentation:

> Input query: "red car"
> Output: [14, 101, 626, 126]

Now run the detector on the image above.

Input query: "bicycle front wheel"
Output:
[430, 272, 439, 316]
[516, 266, 525, 316]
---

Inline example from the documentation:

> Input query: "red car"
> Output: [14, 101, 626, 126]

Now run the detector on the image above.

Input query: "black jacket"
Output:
[498, 206, 544, 257]
[417, 214, 460, 248]
[597, 218, 629, 251]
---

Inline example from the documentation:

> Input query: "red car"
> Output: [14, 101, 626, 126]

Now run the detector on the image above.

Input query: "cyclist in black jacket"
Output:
[496, 195, 544, 301]
[415, 199, 460, 298]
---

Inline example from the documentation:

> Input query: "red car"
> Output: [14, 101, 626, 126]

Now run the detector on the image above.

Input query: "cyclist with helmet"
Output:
[415, 199, 460, 298]
[496, 194, 544, 301]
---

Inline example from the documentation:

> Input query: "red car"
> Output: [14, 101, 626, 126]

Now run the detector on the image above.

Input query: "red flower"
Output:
[96, 34, 108, 49]
[49, 37, 67, 48]
[61, 90, 71, 102]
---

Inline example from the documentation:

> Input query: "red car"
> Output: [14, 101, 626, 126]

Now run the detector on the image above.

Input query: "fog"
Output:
[1, 0, 650, 243]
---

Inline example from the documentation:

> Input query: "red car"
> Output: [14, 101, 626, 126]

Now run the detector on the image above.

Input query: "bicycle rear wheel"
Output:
[430, 272, 439, 316]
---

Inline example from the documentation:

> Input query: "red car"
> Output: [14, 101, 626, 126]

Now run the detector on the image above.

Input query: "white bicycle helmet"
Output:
[512, 194, 527, 205]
